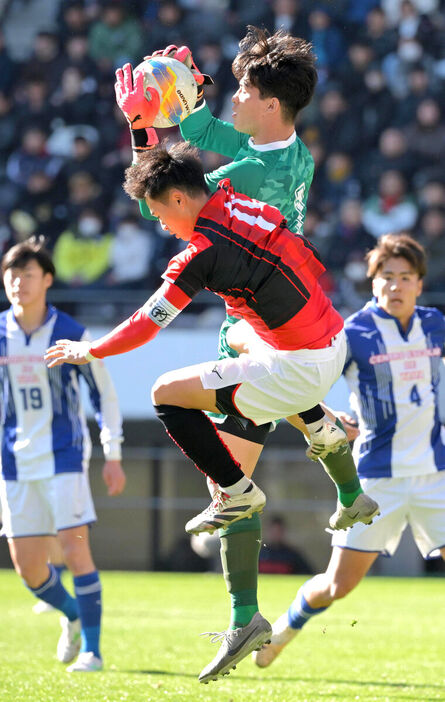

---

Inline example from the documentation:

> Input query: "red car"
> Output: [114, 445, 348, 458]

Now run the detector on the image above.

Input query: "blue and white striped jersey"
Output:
[344, 299, 445, 478]
[0, 305, 123, 481]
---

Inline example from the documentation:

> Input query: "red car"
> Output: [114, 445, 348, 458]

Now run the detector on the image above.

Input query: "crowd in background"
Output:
[1, 0, 445, 320]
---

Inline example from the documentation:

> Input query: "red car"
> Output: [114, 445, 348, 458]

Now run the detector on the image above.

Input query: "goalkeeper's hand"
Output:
[147, 45, 213, 107]
[115, 62, 160, 129]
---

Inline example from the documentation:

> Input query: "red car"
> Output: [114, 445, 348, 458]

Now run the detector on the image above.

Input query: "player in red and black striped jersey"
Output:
[45, 143, 378, 681]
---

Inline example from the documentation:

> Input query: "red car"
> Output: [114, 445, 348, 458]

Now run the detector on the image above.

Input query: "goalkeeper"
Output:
[114, 27, 366, 681]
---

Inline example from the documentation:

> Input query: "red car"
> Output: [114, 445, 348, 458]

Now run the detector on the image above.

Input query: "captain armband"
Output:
[142, 293, 182, 328]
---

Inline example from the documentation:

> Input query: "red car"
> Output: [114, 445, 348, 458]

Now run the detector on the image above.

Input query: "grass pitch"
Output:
[1, 569, 444, 702]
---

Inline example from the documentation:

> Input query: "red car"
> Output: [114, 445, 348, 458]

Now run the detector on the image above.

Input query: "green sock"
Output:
[219, 513, 261, 629]
[321, 418, 363, 507]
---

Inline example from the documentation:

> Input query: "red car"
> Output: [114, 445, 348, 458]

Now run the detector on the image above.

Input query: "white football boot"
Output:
[185, 482, 266, 535]
[306, 419, 348, 461]
[252, 612, 299, 668]
[67, 651, 103, 672]
[33, 600, 55, 614]
[57, 617, 81, 663]
[329, 493, 380, 530]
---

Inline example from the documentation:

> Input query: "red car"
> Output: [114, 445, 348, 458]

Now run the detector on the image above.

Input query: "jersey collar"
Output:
[368, 298, 416, 338]
[10, 304, 56, 336]
[247, 131, 296, 151]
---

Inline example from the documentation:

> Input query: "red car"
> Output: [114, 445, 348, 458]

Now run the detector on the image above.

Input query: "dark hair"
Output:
[232, 26, 317, 122]
[2, 236, 55, 277]
[123, 142, 209, 202]
[366, 233, 427, 279]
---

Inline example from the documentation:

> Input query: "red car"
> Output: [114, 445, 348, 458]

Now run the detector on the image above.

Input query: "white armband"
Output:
[142, 293, 182, 328]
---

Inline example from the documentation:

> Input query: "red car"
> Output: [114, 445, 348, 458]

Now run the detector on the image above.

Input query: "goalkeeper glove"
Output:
[115, 62, 160, 129]
[148, 45, 213, 109]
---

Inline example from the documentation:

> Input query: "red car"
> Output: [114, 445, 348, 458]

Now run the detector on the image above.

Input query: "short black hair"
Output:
[232, 26, 317, 122]
[2, 236, 55, 277]
[123, 142, 210, 202]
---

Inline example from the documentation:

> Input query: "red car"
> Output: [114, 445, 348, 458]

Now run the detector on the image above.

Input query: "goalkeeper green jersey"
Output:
[139, 103, 314, 233]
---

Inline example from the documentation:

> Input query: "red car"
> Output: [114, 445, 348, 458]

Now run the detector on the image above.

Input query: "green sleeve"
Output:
[204, 158, 268, 197]
[180, 103, 246, 159]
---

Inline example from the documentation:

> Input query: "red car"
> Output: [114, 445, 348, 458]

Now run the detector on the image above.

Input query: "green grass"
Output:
[1, 569, 445, 702]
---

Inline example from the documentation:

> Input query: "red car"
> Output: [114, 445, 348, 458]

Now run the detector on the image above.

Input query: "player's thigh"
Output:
[151, 362, 218, 410]
[53, 472, 97, 534]
[58, 524, 95, 575]
[0, 477, 56, 538]
[325, 546, 378, 595]
[8, 535, 51, 580]
[332, 477, 409, 556]
[409, 472, 445, 558]
[218, 430, 264, 478]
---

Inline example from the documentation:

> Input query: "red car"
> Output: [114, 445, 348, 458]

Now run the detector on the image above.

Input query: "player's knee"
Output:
[62, 541, 92, 575]
[151, 373, 174, 405]
[16, 560, 47, 588]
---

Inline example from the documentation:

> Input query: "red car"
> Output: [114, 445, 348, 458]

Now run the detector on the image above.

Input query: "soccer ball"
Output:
[134, 56, 198, 129]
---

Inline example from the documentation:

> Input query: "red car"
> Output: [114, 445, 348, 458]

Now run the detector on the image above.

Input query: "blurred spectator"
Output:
[357, 5, 397, 59]
[335, 39, 376, 100]
[403, 98, 445, 169]
[355, 66, 394, 149]
[193, 41, 235, 117]
[65, 171, 107, 223]
[417, 207, 445, 291]
[58, 33, 100, 81]
[318, 152, 361, 213]
[0, 92, 18, 161]
[393, 63, 437, 126]
[310, 88, 361, 155]
[0, 30, 17, 96]
[416, 180, 445, 213]
[362, 169, 418, 238]
[15, 76, 53, 133]
[88, 1, 143, 71]
[60, 135, 101, 183]
[14, 170, 66, 247]
[107, 215, 154, 288]
[259, 516, 313, 575]
[324, 199, 376, 272]
[21, 31, 62, 93]
[261, 0, 310, 38]
[306, 7, 346, 83]
[145, 1, 191, 52]
[382, 35, 429, 98]
[51, 66, 97, 126]
[381, 0, 440, 28]
[6, 126, 63, 189]
[58, 1, 91, 43]
[53, 209, 113, 287]
[359, 127, 416, 195]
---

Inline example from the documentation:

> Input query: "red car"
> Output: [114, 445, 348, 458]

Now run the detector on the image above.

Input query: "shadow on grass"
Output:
[115, 669, 445, 693]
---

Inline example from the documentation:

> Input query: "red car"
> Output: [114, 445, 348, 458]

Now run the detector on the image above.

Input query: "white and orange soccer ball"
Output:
[133, 56, 198, 128]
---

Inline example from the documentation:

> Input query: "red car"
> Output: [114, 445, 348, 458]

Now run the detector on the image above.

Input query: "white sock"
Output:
[223, 475, 251, 496]
[305, 414, 327, 435]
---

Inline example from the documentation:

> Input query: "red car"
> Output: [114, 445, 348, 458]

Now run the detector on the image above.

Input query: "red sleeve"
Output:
[89, 281, 192, 358]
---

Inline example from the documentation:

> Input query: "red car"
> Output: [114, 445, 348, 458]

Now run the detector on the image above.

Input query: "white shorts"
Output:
[200, 329, 346, 425]
[0, 472, 96, 538]
[332, 472, 445, 559]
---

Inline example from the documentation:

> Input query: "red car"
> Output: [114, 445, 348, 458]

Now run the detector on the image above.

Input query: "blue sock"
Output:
[54, 563, 67, 576]
[28, 564, 78, 621]
[288, 580, 328, 630]
[74, 571, 102, 658]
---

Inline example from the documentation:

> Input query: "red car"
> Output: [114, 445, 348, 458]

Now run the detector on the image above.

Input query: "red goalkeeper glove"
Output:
[115, 62, 160, 129]
[148, 45, 213, 108]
